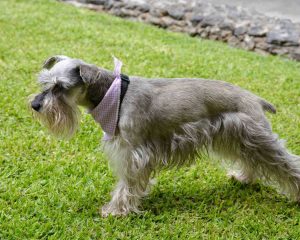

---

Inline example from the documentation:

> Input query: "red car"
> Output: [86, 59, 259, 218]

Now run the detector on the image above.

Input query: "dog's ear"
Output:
[79, 63, 98, 84]
[43, 55, 70, 69]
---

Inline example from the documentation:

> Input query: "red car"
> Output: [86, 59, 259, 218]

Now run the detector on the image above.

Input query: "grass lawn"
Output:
[0, 0, 300, 239]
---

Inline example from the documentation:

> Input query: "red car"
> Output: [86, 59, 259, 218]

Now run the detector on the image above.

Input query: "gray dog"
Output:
[31, 55, 300, 217]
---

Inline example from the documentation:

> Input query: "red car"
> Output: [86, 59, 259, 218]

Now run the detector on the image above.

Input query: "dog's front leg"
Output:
[101, 154, 153, 217]
[101, 179, 147, 217]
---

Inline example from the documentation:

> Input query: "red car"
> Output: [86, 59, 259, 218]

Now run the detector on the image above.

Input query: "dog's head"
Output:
[30, 55, 107, 138]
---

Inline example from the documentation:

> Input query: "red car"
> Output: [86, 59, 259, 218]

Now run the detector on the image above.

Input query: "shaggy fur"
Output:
[30, 55, 300, 216]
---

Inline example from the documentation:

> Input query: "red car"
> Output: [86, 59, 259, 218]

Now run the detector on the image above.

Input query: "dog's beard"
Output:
[31, 94, 80, 138]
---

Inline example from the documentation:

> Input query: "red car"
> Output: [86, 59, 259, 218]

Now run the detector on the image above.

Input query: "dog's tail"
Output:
[260, 99, 276, 114]
[212, 112, 300, 201]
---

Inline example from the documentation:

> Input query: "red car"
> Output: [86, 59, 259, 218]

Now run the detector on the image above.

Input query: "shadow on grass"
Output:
[142, 180, 297, 216]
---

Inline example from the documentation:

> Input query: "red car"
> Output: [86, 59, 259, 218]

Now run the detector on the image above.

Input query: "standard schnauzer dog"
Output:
[30, 55, 300, 216]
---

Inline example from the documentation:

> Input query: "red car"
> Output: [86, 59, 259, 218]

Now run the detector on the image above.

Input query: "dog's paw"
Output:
[100, 203, 130, 217]
[227, 170, 252, 184]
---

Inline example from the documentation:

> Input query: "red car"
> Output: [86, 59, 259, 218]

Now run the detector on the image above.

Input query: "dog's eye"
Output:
[52, 84, 65, 94]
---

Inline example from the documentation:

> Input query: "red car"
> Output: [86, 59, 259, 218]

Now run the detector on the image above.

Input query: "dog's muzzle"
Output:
[31, 93, 46, 112]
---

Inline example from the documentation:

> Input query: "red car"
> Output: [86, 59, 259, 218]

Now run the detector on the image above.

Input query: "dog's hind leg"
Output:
[101, 141, 153, 216]
[214, 113, 300, 201]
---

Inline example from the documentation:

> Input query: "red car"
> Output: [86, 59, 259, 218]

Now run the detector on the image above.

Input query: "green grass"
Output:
[0, 0, 300, 239]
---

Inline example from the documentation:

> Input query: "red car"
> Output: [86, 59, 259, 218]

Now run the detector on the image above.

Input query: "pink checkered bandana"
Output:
[90, 57, 123, 141]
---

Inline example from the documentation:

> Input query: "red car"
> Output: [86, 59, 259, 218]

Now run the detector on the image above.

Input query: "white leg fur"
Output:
[101, 138, 153, 217]
[227, 170, 254, 184]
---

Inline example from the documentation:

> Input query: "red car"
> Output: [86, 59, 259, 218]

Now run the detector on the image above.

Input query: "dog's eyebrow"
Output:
[38, 69, 56, 90]
[38, 70, 76, 90]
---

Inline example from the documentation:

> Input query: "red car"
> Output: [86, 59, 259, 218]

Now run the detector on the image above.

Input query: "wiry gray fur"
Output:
[30, 55, 300, 217]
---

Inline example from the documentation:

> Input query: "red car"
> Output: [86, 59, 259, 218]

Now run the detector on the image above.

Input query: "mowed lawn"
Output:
[0, 0, 300, 239]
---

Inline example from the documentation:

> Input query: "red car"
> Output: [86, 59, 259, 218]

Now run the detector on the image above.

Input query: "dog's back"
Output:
[122, 77, 275, 131]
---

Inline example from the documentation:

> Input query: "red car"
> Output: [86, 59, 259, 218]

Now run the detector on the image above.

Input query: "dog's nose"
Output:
[31, 101, 41, 112]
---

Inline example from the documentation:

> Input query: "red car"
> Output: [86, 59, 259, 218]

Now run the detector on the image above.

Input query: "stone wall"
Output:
[61, 0, 300, 61]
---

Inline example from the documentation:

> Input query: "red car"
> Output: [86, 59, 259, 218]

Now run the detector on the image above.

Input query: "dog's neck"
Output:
[85, 68, 116, 109]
